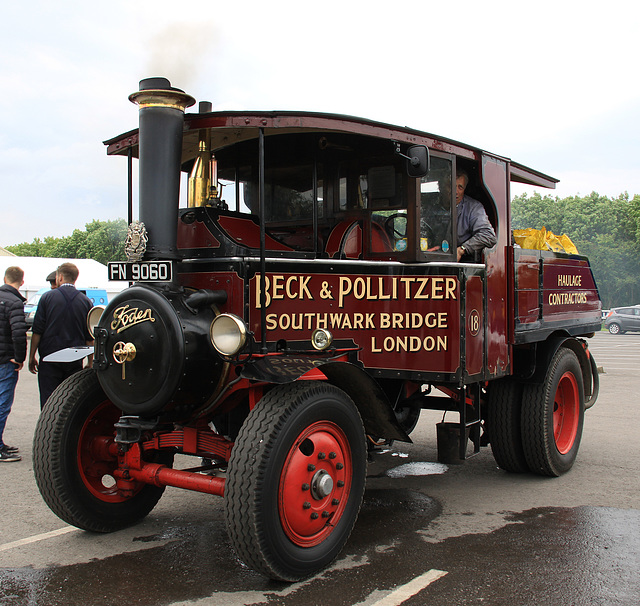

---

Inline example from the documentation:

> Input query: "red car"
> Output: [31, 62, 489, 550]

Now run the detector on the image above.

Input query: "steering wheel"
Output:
[384, 213, 407, 240]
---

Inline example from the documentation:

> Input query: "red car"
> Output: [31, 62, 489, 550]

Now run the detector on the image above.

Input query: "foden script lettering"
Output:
[111, 305, 156, 334]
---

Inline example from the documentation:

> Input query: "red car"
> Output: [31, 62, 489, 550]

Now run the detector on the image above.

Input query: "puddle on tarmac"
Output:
[385, 462, 448, 478]
[0, 489, 440, 606]
[2, 497, 639, 606]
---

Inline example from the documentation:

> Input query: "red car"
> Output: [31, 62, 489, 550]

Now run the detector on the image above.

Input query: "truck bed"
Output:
[512, 247, 602, 343]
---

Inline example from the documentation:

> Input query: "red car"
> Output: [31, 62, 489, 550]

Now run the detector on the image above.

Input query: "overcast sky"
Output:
[1, 0, 639, 247]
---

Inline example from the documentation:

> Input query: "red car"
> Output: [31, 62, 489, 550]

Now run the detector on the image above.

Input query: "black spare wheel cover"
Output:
[97, 286, 184, 416]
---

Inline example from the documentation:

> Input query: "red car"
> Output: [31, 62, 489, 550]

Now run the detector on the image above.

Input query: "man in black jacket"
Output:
[0, 266, 27, 462]
[28, 263, 93, 409]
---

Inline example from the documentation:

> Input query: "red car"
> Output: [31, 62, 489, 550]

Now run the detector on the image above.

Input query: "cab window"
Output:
[420, 156, 453, 254]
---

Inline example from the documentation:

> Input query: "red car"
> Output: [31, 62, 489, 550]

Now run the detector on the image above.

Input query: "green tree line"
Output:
[5, 219, 128, 266]
[512, 192, 640, 309]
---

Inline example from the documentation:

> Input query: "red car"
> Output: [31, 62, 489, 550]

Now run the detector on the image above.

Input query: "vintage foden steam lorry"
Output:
[33, 78, 601, 581]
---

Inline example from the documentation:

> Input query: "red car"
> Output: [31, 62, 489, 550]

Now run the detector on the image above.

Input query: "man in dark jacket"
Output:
[0, 266, 27, 462]
[28, 263, 93, 408]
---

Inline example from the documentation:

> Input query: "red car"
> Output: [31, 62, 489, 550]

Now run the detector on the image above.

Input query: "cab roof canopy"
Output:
[104, 110, 558, 190]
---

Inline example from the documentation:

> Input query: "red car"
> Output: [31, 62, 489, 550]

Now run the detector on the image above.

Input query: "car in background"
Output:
[603, 305, 640, 334]
[24, 288, 49, 328]
[24, 288, 108, 328]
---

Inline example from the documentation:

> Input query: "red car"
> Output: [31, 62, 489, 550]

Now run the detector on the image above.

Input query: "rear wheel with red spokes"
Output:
[225, 382, 367, 581]
[521, 347, 585, 476]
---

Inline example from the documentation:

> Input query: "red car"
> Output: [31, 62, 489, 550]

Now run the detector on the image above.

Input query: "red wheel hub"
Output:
[77, 401, 138, 502]
[553, 371, 580, 454]
[279, 421, 352, 547]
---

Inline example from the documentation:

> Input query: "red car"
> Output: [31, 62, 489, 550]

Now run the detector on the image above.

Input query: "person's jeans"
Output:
[0, 361, 19, 448]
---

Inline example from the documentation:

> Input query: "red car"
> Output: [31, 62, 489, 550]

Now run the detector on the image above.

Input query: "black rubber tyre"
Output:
[486, 379, 528, 473]
[608, 323, 621, 335]
[521, 348, 585, 477]
[33, 369, 171, 532]
[224, 382, 367, 581]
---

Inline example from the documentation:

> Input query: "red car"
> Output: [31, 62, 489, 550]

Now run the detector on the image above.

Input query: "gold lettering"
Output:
[111, 305, 156, 334]
[286, 276, 298, 299]
[414, 277, 430, 299]
[431, 277, 444, 299]
[445, 277, 457, 300]
[338, 277, 352, 308]
[397, 336, 408, 352]
[299, 276, 313, 300]
[279, 314, 290, 330]
[255, 275, 270, 308]
[400, 277, 415, 299]
[378, 277, 391, 300]
[272, 275, 285, 300]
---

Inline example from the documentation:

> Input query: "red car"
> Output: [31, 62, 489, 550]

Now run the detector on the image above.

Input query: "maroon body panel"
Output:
[465, 275, 484, 377]
[481, 155, 510, 375]
[177, 218, 221, 250]
[249, 271, 462, 374]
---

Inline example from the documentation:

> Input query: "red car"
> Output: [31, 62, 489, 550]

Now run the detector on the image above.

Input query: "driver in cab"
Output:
[456, 169, 497, 261]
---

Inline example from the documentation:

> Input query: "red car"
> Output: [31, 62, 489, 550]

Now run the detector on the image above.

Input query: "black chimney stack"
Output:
[129, 78, 195, 260]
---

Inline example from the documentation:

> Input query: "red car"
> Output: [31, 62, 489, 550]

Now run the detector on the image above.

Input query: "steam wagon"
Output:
[33, 78, 601, 581]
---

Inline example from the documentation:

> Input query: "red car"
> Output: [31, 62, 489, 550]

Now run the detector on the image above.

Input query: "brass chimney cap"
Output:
[129, 77, 195, 112]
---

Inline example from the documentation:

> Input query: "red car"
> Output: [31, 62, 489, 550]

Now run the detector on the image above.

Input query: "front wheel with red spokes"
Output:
[521, 347, 585, 476]
[225, 382, 367, 581]
[33, 369, 171, 532]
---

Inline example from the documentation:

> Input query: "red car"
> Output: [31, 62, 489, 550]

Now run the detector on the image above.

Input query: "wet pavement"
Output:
[1, 332, 639, 605]
[2, 490, 638, 605]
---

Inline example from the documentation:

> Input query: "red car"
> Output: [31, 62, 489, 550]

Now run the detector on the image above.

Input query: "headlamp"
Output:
[87, 306, 106, 339]
[209, 313, 247, 356]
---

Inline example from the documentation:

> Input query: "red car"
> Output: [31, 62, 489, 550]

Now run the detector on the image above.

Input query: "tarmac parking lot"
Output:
[1, 331, 639, 605]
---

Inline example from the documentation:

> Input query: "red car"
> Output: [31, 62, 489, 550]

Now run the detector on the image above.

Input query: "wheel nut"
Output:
[322, 511, 330, 518]
[302, 483, 310, 491]
[318, 452, 326, 459]
[310, 512, 319, 520]
[308, 464, 316, 471]
[329, 452, 337, 459]
[332, 498, 339, 506]
[303, 501, 311, 509]
[336, 462, 344, 470]
[337, 480, 344, 487]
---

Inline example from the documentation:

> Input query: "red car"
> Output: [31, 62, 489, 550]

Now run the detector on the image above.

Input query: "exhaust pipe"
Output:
[129, 77, 195, 260]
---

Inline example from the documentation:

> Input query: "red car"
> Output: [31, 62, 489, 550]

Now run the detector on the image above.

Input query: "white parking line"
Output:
[359, 569, 448, 606]
[0, 526, 77, 552]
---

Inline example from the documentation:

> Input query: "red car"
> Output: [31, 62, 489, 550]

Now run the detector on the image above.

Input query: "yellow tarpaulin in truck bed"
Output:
[513, 227, 579, 255]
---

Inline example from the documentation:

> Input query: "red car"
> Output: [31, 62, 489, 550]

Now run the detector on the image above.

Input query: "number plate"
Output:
[108, 261, 173, 282]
